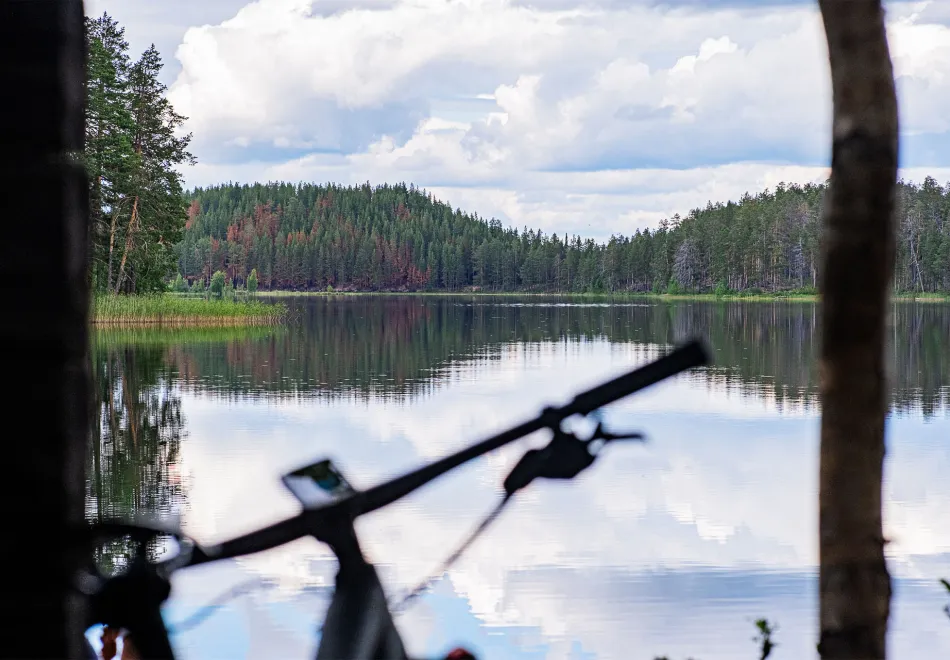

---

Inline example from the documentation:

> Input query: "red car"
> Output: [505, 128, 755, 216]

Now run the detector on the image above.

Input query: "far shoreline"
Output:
[253, 290, 950, 303]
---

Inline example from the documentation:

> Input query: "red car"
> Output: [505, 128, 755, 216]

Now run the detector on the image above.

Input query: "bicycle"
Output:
[74, 339, 709, 659]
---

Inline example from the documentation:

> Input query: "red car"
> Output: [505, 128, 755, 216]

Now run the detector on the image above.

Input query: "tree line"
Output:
[179, 178, 950, 294]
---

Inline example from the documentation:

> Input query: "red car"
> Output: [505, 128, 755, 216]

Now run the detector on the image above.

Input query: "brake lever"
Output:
[503, 421, 645, 496]
[590, 422, 645, 444]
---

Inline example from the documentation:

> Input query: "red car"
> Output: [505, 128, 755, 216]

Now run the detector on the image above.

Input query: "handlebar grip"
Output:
[568, 339, 709, 416]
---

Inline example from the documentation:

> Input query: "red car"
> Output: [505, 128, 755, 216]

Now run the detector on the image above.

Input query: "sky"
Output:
[84, 0, 950, 240]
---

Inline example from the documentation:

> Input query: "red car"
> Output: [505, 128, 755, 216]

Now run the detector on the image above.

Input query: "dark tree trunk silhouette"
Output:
[816, 1, 898, 658]
[0, 0, 91, 657]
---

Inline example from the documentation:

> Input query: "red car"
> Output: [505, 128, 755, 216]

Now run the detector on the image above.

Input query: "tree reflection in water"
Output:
[87, 337, 187, 571]
[159, 297, 949, 417]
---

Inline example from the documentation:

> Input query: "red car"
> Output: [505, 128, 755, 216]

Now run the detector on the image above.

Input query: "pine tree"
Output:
[84, 14, 194, 295]
[84, 13, 136, 291]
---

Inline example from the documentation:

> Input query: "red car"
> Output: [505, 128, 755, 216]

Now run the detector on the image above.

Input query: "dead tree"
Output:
[0, 0, 91, 656]
[816, 1, 898, 658]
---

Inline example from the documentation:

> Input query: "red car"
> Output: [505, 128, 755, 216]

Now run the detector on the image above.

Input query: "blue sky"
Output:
[85, 0, 950, 239]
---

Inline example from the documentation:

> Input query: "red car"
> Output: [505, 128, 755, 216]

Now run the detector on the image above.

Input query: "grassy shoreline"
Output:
[93, 294, 287, 326]
[255, 290, 950, 303]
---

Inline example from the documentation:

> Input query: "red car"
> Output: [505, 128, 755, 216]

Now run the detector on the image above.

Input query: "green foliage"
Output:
[178, 177, 950, 295]
[247, 268, 259, 294]
[753, 619, 777, 660]
[169, 273, 188, 292]
[85, 13, 194, 295]
[190, 279, 204, 294]
[209, 270, 226, 298]
[714, 280, 731, 297]
[93, 294, 285, 325]
[223, 278, 235, 299]
[666, 279, 682, 295]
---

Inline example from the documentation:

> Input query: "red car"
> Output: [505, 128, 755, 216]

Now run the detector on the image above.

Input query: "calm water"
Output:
[86, 297, 950, 659]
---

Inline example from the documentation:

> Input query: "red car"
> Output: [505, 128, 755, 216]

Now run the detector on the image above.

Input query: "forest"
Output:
[85, 13, 950, 297]
[178, 178, 950, 294]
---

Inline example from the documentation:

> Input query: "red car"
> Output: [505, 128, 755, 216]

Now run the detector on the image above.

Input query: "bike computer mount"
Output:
[281, 458, 358, 509]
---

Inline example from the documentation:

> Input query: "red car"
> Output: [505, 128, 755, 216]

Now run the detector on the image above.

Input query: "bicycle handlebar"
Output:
[188, 339, 709, 566]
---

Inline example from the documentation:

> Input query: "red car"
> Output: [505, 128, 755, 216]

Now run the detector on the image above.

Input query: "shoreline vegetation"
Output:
[92, 294, 287, 326]
[254, 289, 950, 303]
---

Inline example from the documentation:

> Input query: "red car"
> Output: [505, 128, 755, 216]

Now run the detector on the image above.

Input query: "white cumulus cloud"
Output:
[90, 0, 950, 237]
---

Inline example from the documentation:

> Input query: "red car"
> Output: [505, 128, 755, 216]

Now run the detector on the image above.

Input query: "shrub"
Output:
[209, 270, 226, 298]
[247, 268, 259, 294]
[170, 273, 188, 293]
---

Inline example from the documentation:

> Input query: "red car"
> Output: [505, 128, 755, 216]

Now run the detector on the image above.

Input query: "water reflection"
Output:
[86, 297, 950, 659]
[136, 297, 950, 416]
[87, 338, 188, 571]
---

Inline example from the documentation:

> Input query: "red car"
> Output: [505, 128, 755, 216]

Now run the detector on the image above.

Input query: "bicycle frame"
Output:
[85, 515, 411, 659]
[80, 339, 709, 660]
[316, 525, 408, 660]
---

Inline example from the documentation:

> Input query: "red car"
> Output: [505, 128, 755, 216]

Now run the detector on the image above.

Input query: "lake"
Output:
[86, 296, 950, 659]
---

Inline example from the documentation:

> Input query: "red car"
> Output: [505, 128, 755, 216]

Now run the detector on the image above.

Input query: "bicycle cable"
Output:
[389, 493, 513, 616]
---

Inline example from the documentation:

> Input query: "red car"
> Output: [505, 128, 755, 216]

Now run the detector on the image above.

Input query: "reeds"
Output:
[92, 294, 287, 326]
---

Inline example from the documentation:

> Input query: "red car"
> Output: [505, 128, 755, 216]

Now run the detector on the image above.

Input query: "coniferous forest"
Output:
[179, 179, 950, 294]
[85, 13, 950, 296]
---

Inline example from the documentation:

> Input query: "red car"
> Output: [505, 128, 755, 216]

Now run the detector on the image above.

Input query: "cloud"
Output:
[154, 0, 950, 238]
[167, 341, 950, 658]
[84, 0, 250, 84]
[168, 1, 834, 168]
[176, 340, 950, 577]
[92, 0, 950, 238]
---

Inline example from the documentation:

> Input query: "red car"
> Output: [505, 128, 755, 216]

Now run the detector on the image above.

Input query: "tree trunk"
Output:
[0, 0, 91, 657]
[114, 195, 139, 294]
[816, 1, 898, 658]
[106, 199, 126, 292]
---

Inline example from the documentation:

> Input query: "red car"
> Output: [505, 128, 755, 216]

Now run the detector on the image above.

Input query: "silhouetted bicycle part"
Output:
[75, 339, 709, 659]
